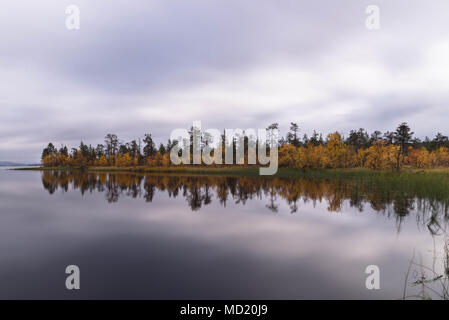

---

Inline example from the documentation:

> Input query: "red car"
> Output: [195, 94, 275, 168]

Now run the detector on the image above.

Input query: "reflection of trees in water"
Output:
[41, 171, 449, 230]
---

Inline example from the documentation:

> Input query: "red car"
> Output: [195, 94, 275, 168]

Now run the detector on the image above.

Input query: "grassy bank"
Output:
[14, 166, 264, 176]
[14, 165, 449, 178]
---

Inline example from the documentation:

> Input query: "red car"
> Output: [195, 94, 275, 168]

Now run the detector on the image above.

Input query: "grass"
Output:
[14, 165, 449, 177]
[403, 241, 449, 300]
[14, 166, 263, 176]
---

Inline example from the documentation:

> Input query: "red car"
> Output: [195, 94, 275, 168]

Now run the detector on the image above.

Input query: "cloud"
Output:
[1, 0, 449, 161]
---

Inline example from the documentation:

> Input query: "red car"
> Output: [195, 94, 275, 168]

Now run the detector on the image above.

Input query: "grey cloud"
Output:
[1, 0, 449, 162]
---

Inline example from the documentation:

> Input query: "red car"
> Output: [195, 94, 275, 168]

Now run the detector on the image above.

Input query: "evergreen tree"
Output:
[143, 134, 157, 158]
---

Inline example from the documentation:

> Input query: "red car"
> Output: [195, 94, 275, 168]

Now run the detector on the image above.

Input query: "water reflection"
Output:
[41, 170, 449, 234]
[2, 168, 449, 298]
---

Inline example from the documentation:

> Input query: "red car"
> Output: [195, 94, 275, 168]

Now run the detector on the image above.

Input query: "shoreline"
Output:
[12, 166, 449, 178]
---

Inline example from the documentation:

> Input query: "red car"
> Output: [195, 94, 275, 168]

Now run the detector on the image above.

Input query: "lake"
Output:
[0, 168, 448, 299]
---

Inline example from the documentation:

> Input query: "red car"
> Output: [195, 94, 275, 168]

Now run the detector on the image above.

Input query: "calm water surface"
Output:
[0, 168, 447, 299]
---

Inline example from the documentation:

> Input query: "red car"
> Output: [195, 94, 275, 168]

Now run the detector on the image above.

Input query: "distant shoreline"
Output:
[0, 164, 39, 167]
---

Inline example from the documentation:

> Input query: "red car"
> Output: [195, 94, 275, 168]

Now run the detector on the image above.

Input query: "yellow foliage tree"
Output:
[325, 133, 353, 168]
[115, 153, 133, 167]
[279, 144, 297, 167]
[99, 155, 108, 166]
[162, 153, 171, 167]
[434, 147, 449, 166]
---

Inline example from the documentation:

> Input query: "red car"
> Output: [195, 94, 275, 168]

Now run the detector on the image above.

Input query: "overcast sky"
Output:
[1, 0, 449, 162]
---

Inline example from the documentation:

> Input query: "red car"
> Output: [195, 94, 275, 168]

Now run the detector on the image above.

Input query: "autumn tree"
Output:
[325, 132, 352, 168]
[39, 123, 449, 171]
[41, 143, 57, 160]
[278, 144, 297, 167]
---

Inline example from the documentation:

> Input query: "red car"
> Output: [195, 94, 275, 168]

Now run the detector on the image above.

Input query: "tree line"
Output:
[41, 122, 449, 170]
[42, 133, 174, 168]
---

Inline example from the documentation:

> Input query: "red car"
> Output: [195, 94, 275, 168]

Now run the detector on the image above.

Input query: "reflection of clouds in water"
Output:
[136, 192, 427, 269]
[39, 171, 449, 297]
[1, 169, 448, 298]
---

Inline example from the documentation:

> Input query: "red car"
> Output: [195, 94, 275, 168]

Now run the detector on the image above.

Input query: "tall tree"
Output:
[393, 122, 414, 170]
[96, 144, 105, 157]
[287, 122, 300, 147]
[346, 128, 369, 150]
[41, 143, 57, 160]
[309, 130, 322, 146]
[432, 133, 449, 150]
[129, 140, 140, 158]
[143, 134, 157, 158]
[265, 123, 280, 148]
[383, 131, 395, 144]
[158, 143, 166, 155]
[370, 131, 382, 143]
[119, 143, 130, 156]
[59, 145, 68, 157]
[393, 122, 414, 156]
[79, 141, 89, 158]
[104, 134, 119, 157]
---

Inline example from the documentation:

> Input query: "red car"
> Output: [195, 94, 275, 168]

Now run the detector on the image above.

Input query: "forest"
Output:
[40, 122, 449, 171]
